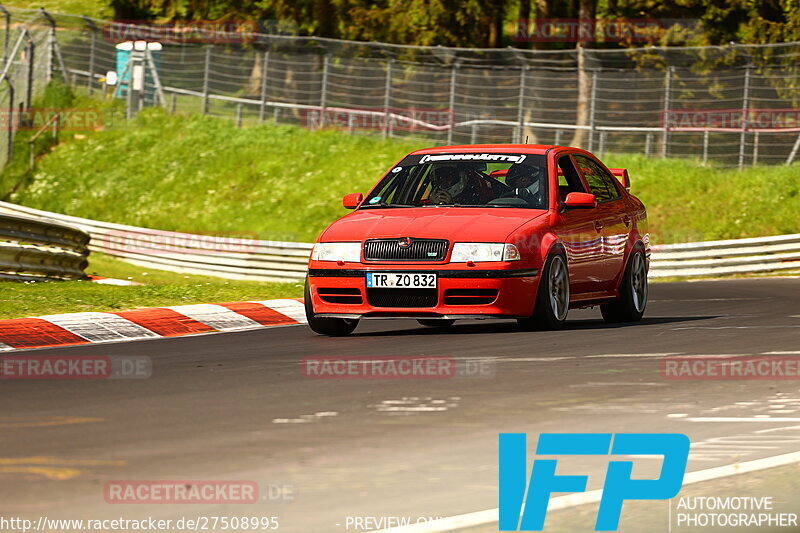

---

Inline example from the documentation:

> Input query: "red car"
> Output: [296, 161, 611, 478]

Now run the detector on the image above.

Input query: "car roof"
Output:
[410, 144, 574, 156]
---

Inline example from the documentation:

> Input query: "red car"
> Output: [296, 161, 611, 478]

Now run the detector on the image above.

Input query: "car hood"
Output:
[320, 207, 548, 242]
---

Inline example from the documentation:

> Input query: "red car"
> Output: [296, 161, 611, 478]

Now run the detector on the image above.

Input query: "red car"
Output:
[304, 144, 649, 336]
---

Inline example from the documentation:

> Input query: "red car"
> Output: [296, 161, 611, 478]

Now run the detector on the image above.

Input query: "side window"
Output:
[573, 155, 620, 202]
[556, 155, 586, 202]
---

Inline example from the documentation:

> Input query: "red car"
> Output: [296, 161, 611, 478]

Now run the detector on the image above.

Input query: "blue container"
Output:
[114, 42, 162, 101]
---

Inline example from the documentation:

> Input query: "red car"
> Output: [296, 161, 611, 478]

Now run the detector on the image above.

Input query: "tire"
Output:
[518, 251, 570, 331]
[417, 319, 456, 328]
[601, 248, 648, 323]
[304, 280, 359, 336]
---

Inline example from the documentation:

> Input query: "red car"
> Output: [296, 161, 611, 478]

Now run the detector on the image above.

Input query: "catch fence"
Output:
[0, 7, 799, 170]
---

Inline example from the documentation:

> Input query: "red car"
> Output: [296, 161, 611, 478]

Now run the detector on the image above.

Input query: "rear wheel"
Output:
[417, 319, 456, 328]
[518, 251, 569, 331]
[601, 249, 647, 323]
[304, 280, 359, 336]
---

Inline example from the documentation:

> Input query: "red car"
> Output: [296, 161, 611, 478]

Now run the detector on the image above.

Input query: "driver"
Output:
[501, 164, 544, 204]
[429, 166, 481, 204]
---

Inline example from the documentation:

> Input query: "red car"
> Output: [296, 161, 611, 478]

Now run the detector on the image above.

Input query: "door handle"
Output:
[594, 221, 604, 232]
[623, 215, 632, 227]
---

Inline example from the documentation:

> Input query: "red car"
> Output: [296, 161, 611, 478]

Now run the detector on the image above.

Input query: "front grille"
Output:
[364, 239, 448, 262]
[318, 287, 362, 304]
[367, 288, 438, 308]
[444, 289, 498, 306]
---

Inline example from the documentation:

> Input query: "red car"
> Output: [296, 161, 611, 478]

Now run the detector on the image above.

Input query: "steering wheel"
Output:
[501, 186, 538, 205]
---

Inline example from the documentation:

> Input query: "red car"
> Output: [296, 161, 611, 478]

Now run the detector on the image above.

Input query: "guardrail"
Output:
[649, 234, 800, 278]
[0, 201, 311, 282]
[1, 201, 798, 282]
[0, 211, 89, 280]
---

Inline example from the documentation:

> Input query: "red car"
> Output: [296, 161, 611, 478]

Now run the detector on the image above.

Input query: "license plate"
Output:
[366, 272, 437, 289]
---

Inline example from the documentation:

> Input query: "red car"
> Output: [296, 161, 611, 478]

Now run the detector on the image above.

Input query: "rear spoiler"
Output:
[608, 168, 630, 190]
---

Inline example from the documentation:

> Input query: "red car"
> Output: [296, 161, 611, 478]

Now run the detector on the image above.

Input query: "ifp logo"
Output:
[499, 433, 689, 531]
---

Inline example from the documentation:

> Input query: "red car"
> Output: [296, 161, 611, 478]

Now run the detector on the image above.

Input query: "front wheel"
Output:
[518, 251, 570, 331]
[601, 249, 647, 323]
[304, 280, 359, 336]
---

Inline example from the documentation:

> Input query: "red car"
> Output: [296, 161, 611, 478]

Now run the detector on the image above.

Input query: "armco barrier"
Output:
[0, 201, 311, 282]
[649, 234, 800, 278]
[1, 201, 797, 281]
[0, 211, 90, 280]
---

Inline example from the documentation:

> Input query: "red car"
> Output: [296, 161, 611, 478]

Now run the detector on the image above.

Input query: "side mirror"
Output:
[342, 193, 364, 209]
[563, 192, 597, 209]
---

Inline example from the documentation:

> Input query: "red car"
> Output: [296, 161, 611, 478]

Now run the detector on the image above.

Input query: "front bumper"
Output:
[307, 266, 541, 319]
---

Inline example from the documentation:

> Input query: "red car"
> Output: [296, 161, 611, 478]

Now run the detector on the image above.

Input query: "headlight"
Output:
[450, 243, 521, 262]
[311, 242, 361, 262]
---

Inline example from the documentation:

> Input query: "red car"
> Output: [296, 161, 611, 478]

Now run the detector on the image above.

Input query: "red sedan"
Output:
[304, 144, 649, 336]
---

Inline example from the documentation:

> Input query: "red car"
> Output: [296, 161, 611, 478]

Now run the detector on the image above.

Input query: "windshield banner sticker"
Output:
[419, 153, 526, 164]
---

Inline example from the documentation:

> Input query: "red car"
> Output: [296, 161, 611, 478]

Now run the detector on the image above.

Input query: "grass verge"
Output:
[9, 106, 423, 242]
[6, 100, 798, 245]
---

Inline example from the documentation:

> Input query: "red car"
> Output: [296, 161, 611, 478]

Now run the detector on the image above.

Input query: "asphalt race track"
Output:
[2, 277, 800, 532]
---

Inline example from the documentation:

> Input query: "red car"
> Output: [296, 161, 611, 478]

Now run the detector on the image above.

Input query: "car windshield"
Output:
[362, 153, 548, 209]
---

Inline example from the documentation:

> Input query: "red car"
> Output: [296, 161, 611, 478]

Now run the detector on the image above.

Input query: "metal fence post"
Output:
[259, 49, 269, 122]
[83, 16, 97, 94]
[645, 133, 652, 157]
[40, 9, 67, 85]
[447, 63, 458, 144]
[318, 54, 330, 129]
[587, 69, 597, 151]
[752, 131, 759, 166]
[1, 75, 13, 164]
[383, 58, 393, 138]
[0, 6, 9, 71]
[738, 66, 752, 170]
[202, 46, 211, 114]
[662, 66, 673, 158]
[702, 130, 709, 164]
[44, 11, 54, 84]
[516, 65, 527, 144]
[787, 133, 800, 165]
[554, 129, 561, 146]
[25, 38, 34, 111]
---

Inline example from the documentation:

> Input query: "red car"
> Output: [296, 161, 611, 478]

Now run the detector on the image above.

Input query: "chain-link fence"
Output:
[3, 6, 800, 169]
[0, 8, 57, 171]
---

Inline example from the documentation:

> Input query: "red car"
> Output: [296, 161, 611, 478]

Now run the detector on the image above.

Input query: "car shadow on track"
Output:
[353, 315, 719, 337]
[567, 315, 719, 330]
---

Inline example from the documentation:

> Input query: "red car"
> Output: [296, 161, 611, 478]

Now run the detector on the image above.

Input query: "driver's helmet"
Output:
[432, 166, 467, 197]
[506, 164, 542, 189]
